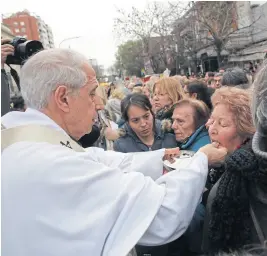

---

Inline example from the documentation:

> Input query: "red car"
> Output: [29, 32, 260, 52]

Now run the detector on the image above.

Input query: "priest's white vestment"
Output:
[1, 108, 208, 256]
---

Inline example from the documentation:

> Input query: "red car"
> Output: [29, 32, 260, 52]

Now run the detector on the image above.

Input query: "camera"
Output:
[3, 36, 44, 65]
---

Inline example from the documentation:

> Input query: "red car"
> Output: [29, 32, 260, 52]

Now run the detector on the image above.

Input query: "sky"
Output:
[2, 0, 266, 69]
[1, 0, 170, 69]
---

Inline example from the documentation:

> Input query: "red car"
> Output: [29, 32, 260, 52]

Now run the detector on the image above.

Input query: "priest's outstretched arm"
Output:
[85, 147, 166, 180]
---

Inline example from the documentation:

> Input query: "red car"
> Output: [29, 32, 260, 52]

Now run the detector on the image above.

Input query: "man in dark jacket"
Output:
[1, 39, 14, 116]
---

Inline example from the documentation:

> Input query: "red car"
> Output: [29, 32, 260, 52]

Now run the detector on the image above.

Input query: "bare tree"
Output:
[113, 2, 185, 73]
[172, 1, 267, 68]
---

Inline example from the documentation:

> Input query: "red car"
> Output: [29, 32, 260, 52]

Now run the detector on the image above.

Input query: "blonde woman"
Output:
[153, 77, 185, 121]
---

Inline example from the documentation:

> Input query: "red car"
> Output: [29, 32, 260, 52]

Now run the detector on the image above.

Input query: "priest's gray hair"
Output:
[252, 60, 267, 133]
[20, 48, 89, 110]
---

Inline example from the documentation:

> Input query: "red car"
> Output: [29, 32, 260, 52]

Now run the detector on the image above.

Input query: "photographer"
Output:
[1, 39, 14, 116]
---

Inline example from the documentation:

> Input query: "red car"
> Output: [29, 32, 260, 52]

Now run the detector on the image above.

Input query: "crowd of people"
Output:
[1, 45, 267, 256]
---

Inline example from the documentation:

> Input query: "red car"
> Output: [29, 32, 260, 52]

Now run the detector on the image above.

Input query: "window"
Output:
[21, 27, 26, 33]
[15, 28, 20, 33]
[20, 21, 25, 26]
[14, 21, 18, 26]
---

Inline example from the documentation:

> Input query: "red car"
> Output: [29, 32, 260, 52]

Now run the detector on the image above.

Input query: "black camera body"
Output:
[3, 36, 44, 65]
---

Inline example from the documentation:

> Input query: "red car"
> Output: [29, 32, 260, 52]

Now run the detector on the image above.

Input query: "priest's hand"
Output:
[163, 147, 180, 163]
[199, 142, 227, 165]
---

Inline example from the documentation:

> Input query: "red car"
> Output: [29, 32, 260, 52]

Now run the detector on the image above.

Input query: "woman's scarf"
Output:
[208, 140, 267, 253]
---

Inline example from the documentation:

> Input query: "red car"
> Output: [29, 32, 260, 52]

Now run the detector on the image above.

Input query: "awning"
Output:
[239, 41, 267, 55]
[228, 52, 267, 62]
[197, 45, 229, 58]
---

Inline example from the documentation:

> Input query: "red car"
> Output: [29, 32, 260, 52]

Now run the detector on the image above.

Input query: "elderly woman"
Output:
[202, 85, 267, 254]
[171, 99, 211, 151]
[153, 77, 185, 121]
[159, 98, 211, 255]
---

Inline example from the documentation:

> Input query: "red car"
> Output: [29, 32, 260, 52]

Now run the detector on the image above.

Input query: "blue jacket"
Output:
[114, 120, 177, 153]
[178, 125, 211, 152]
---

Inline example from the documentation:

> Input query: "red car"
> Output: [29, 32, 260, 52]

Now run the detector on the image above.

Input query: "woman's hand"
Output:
[163, 147, 180, 163]
[104, 127, 119, 141]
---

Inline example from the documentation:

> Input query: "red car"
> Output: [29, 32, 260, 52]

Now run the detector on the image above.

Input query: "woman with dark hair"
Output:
[184, 81, 215, 110]
[114, 93, 178, 256]
[114, 93, 177, 153]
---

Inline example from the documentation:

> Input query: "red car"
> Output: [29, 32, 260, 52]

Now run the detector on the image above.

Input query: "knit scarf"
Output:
[208, 139, 267, 253]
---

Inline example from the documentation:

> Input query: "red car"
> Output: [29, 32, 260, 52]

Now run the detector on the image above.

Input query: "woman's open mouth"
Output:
[211, 139, 221, 146]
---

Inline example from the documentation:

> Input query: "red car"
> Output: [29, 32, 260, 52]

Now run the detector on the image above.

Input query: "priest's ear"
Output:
[54, 85, 73, 113]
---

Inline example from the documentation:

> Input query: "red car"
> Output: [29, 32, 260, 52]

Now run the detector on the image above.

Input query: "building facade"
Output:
[3, 10, 55, 49]
[172, 1, 267, 73]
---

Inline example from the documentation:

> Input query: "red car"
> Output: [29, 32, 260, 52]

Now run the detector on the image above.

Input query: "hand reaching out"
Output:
[163, 147, 180, 163]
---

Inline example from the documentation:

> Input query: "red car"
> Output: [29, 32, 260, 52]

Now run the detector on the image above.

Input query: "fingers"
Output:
[218, 146, 228, 154]
[2, 49, 14, 56]
[2, 44, 14, 51]
[163, 147, 180, 162]
[1, 44, 14, 56]
[1, 39, 11, 45]
[163, 154, 175, 163]
[211, 142, 219, 148]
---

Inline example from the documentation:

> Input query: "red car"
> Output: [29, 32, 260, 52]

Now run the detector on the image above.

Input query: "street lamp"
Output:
[59, 36, 81, 48]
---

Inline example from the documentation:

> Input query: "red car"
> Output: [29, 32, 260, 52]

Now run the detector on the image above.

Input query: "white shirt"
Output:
[1, 108, 208, 256]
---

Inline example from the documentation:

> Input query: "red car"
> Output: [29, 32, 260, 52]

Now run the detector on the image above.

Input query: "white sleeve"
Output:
[138, 152, 208, 246]
[86, 147, 165, 181]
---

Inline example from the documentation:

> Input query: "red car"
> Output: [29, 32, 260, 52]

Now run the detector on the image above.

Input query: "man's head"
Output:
[20, 48, 99, 140]
[213, 73, 223, 89]
[205, 72, 214, 81]
[171, 99, 210, 142]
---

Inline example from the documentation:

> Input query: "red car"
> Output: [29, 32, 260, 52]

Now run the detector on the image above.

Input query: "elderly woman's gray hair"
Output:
[221, 67, 250, 89]
[20, 48, 89, 110]
[252, 60, 267, 133]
